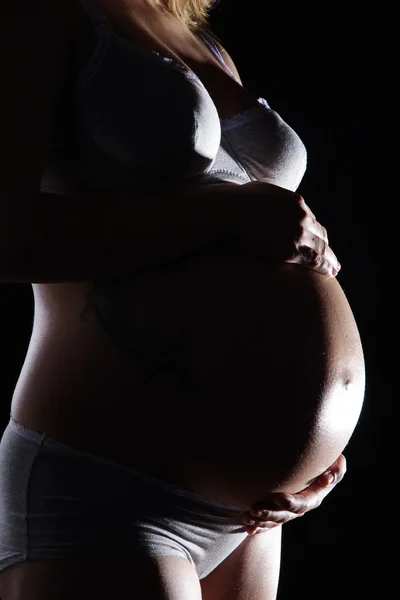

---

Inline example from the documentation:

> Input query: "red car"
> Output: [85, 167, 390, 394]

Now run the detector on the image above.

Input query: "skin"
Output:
[0, 2, 360, 600]
[242, 454, 346, 534]
[82, 0, 349, 534]
[91, 0, 349, 532]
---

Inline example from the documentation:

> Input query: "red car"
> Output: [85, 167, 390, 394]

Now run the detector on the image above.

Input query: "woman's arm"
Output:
[3, 181, 340, 283]
[3, 185, 241, 283]
[1, 7, 339, 283]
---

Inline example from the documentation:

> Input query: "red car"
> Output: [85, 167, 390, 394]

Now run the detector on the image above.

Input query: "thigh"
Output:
[200, 526, 282, 600]
[0, 555, 202, 600]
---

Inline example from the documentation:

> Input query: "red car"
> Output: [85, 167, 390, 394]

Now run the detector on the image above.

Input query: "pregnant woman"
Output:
[0, 0, 364, 599]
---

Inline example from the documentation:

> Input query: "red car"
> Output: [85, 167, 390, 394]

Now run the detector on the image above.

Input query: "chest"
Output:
[45, 4, 307, 195]
[69, 4, 258, 120]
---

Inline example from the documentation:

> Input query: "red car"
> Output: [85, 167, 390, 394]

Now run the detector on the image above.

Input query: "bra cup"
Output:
[76, 40, 220, 181]
[221, 106, 307, 191]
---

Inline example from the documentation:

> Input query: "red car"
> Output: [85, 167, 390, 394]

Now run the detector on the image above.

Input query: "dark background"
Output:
[0, 2, 393, 599]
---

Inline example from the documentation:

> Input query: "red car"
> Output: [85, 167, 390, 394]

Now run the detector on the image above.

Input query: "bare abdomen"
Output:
[128, 251, 365, 505]
[13, 251, 365, 507]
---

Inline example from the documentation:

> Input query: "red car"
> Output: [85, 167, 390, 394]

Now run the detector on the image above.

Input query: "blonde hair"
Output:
[156, 0, 219, 31]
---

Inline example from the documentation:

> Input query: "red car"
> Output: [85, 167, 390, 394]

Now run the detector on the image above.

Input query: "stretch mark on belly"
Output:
[80, 276, 193, 389]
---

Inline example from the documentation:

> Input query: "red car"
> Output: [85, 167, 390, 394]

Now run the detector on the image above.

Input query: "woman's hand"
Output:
[231, 181, 341, 278]
[242, 454, 347, 535]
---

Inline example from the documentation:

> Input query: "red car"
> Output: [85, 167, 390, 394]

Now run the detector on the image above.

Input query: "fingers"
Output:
[249, 494, 306, 518]
[317, 453, 347, 487]
[270, 478, 336, 515]
[296, 236, 341, 278]
[244, 486, 324, 534]
[295, 201, 339, 277]
[272, 456, 347, 515]
[244, 454, 348, 535]
[245, 508, 298, 523]
[246, 523, 279, 535]
[244, 508, 298, 535]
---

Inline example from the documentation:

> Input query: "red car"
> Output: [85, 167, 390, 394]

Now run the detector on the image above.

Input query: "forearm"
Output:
[1, 183, 239, 283]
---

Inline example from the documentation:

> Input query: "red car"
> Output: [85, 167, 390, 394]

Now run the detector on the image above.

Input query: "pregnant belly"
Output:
[14, 251, 365, 507]
[113, 251, 365, 504]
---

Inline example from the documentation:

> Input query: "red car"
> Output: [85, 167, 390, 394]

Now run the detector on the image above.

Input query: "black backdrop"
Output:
[0, 2, 393, 599]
